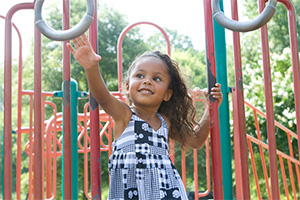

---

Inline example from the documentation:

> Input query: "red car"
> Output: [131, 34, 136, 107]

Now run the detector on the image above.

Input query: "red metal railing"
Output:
[245, 101, 300, 199]
[3, 2, 35, 199]
[10, 84, 212, 199]
[11, 89, 300, 199]
[231, 0, 300, 199]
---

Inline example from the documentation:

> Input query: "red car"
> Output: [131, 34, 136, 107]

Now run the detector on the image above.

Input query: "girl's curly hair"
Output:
[124, 51, 197, 147]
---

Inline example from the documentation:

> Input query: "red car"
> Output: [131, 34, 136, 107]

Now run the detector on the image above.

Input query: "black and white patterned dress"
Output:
[108, 108, 188, 200]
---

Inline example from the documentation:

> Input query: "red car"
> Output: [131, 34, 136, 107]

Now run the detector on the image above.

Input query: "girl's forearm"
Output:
[85, 65, 112, 105]
[192, 108, 210, 148]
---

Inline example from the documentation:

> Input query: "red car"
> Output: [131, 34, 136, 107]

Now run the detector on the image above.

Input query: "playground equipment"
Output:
[212, 0, 277, 32]
[2, 0, 300, 199]
[35, 0, 95, 41]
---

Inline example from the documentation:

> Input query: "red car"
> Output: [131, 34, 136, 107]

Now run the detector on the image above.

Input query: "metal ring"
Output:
[35, 0, 95, 41]
[212, 0, 277, 32]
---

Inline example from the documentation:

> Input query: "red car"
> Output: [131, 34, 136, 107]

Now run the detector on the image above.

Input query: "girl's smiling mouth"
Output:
[138, 88, 153, 94]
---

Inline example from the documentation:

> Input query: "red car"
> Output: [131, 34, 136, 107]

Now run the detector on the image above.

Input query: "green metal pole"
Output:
[54, 80, 87, 200]
[212, 0, 233, 199]
[70, 79, 78, 199]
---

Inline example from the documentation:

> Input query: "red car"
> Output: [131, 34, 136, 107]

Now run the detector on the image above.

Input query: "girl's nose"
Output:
[143, 78, 152, 85]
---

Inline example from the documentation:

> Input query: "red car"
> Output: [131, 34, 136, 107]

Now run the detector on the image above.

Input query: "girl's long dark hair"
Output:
[125, 51, 197, 147]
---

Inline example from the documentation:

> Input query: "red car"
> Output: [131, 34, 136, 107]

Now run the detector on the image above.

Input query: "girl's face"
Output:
[126, 57, 173, 109]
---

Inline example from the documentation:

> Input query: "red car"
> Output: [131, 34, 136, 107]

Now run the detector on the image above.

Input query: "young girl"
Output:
[67, 34, 223, 200]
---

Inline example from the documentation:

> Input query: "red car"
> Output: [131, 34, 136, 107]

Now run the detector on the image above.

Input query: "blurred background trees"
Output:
[1, 0, 299, 199]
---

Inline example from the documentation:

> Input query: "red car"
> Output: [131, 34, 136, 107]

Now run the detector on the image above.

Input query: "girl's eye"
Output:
[153, 77, 161, 81]
[136, 74, 144, 78]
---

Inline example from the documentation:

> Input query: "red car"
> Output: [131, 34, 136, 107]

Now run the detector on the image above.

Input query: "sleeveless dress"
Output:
[108, 108, 188, 200]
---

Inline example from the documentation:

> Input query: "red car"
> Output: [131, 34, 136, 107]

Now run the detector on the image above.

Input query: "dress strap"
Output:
[129, 107, 167, 128]
[156, 113, 168, 128]
[130, 106, 136, 115]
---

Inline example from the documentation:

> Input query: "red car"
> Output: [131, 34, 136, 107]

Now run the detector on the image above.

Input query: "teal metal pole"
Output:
[54, 80, 87, 200]
[70, 79, 79, 199]
[212, 0, 233, 199]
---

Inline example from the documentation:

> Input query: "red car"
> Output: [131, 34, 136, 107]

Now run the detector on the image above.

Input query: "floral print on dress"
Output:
[173, 190, 180, 198]
[142, 122, 151, 132]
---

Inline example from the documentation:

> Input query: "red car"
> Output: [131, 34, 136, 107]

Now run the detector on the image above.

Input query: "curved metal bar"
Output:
[117, 21, 171, 93]
[34, 0, 95, 41]
[212, 0, 277, 32]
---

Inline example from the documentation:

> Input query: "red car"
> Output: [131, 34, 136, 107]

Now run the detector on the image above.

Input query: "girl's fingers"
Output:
[73, 39, 80, 49]
[70, 34, 89, 52]
[66, 43, 76, 55]
[75, 36, 84, 47]
[213, 94, 223, 99]
[211, 86, 221, 92]
[81, 33, 91, 47]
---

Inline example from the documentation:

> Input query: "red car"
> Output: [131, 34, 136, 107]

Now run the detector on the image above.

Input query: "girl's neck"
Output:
[132, 105, 158, 120]
[132, 105, 162, 131]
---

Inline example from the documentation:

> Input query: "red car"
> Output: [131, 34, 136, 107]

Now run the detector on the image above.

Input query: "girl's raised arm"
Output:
[66, 34, 130, 121]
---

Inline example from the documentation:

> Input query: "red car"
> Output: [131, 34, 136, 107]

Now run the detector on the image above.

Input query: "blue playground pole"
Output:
[213, 0, 233, 199]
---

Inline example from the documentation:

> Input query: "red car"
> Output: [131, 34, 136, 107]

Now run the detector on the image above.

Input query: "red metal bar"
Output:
[230, 0, 251, 198]
[99, 122, 110, 150]
[247, 97, 300, 199]
[62, 0, 72, 198]
[247, 134, 299, 164]
[195, 141, 211, 199]
[46, 102, 53, 198]
[278, 0, 300, 179]
[1, 14, 23, 200]
[22, 90, 54, 96]
[246, 101, 298, 139]
[248, 139, 262, 200]
[286, 132, 299, 199]
[181, 150, 186, 188]
[13, 17, 23, 200]
[29, 94, 34, 200]
[117, 21, 171, 93]
[193, 99, 211, 199]
[42, 97, 46, 198]
[3, 3, 34, 199]
[108, 117, 113, 156]
[279, 155, 290, 199]
[44, 101, 58, 199]
[278, 1, 300, 193]
[253, 109, 272, 199]
[84, 104, 92, 199]
[258, 1, 280, 198]
[169, 141, 175, 163]
[203, 1, 223, 199]
[193, 149, 199, 200]
[88, 1, 101, 198]
[232, 87, 250, 199]
[287, 160, 297, 199]
[33, 8, 43, 200]
[3, 14, 13, 199]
